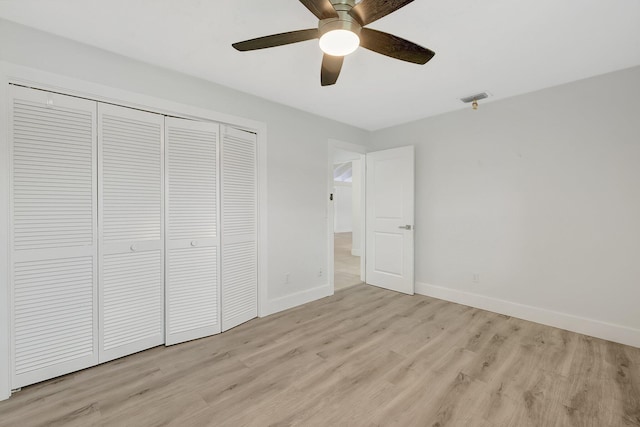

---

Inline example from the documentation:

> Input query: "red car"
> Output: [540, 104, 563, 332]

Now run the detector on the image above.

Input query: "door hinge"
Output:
[330, 193, 334, 201]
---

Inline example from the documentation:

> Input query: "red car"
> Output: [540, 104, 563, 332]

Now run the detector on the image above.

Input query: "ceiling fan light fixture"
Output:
[319, 29, 360, 56]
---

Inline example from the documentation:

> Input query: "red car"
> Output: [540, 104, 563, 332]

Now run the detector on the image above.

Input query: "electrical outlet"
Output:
[285, 273, 290, 284]
[473, 273, 480, 284]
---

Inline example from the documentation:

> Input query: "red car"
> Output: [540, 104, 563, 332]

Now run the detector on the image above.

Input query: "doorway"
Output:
[328, 141, 416, 296]
[328, 140, 366, 293]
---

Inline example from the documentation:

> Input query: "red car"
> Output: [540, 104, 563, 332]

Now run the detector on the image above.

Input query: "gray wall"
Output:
[0, 18, 369, 306]
[371, 66, 640, 337]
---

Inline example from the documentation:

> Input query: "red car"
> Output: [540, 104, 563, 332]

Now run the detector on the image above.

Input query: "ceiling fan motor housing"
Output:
[319, 0, 361, 37]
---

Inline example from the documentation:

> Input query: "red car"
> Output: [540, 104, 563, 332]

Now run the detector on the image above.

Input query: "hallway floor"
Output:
[334, 232, 362, 291]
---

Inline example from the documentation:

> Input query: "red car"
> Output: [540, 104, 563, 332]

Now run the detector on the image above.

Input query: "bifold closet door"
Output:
[98, 104, 164, 362]
[221, 126, 258, 332]
[165, 118, 221, 345]
[10, 86, 98, 388]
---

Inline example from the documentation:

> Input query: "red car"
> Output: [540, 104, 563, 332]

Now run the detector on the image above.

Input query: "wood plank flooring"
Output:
[334, 232, 362, 291]
[1, 284, 639, 426]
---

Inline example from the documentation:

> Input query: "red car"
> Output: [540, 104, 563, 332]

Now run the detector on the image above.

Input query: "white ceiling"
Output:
[1, 0, 639, 130]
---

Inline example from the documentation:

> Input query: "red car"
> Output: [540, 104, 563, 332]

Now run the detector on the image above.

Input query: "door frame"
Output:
[327, 139, 367, 293]
[0, 61, 269, 400]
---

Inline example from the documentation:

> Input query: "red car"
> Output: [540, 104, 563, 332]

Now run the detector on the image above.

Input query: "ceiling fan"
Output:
[232, 0, 435, 86]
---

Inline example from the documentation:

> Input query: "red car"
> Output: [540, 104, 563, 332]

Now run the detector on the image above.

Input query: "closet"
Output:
[8, 85, 258, 389]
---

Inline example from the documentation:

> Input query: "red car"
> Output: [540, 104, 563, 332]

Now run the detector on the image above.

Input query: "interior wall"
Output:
[0, 19, 369, 309]
[370, 66, 640, 346]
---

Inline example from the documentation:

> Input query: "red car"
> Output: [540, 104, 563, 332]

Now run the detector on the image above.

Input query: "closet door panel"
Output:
[221, 127, 258, 332]
[165, 118, 220, 345]
[221, 241, 257, 330]
[10, 85, 98, 388]
[166, 246, 218, 342]
[102, 251, 163, 354]
[98, 104, 164, 362]
[13, 257, 94, 386]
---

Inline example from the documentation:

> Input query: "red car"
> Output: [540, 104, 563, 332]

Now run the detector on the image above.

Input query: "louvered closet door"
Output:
[165, 118, 220, 345]
[98, 104, 164, 362]
[9, 86, 98, 388]
[221, 126, 258, 332]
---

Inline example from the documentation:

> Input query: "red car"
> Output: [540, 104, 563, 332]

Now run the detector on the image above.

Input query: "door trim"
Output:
[0, 69, 9, 400]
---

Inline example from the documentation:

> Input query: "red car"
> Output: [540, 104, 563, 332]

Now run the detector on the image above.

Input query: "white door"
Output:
[221, 126, 257, 331]
[165, 118, 221, 345]
[10, 86, 98, 388]
[365, 146, 415, 295]
[98, 103, 164, 362]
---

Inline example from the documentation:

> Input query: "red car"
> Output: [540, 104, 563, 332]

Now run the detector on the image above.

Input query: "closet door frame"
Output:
[0, 64, 268, 401]
[0, 72, 11, 400]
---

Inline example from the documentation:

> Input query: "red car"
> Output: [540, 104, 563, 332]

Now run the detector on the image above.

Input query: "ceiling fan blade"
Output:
[349, 0, 414, 26]
[299, 0, 338, 20]
[232, 29, 319, 51]
[321, 54, 344, 86]
[359, 28, 435, 64]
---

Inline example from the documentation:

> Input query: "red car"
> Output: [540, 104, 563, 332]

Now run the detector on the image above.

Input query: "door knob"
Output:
[130, 244, 137, 252]
[398, 225, 412, 230]
[191, 240, 198, 247]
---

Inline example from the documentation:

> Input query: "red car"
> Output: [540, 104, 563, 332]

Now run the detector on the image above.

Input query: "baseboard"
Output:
[262, 284, 333, 317]
[415, 282, 640, 348]
[351, 248, 361, 256]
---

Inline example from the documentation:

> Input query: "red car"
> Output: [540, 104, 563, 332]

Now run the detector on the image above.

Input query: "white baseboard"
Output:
[415, 282, 640, 349]
[262, 284, 333, 317]
[351, 248, 361, 256]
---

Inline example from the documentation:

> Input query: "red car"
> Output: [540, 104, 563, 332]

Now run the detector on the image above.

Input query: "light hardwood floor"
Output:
[1, 284, 639, 426]
[334, 232, 362, 291]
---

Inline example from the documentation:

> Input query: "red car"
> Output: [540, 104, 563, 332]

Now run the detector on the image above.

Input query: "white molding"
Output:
[0, 68, 10, 401]
[0, 62, 265, 132]
[0, 61, 270, 399]
[351, 248, 361, 257]
[256, 120, 269, 318]
[328, 139, 368, 155]
[416, 282, 640, 348]
[262, 284, 332, 317]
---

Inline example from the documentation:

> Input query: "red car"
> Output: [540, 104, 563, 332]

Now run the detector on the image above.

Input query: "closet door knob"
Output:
[130, 244, 138, 252]
[191, 240, 198, 247]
